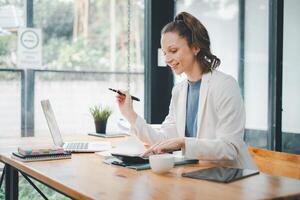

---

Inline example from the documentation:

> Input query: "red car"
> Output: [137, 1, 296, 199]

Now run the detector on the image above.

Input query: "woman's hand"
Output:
[116, 90, 137, 125]
[141, 138, 185, 157]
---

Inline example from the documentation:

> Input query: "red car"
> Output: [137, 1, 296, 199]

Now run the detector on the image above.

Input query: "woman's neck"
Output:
[185, 62, 203, 82]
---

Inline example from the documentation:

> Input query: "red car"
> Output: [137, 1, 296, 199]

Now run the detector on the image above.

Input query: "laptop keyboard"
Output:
[66, 142, 89, 150]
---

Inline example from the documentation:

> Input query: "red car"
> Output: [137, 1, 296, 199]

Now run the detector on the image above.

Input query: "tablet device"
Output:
[182, 167, 259, 183]
[111, 153, 149, 165]
[88, 132, 128, 138]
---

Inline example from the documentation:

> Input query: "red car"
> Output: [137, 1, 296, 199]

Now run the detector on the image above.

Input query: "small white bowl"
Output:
[149, 154, 175, 174]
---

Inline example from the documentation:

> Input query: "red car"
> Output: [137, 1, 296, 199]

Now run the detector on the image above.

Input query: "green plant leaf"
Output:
[89, 105, 112, 121]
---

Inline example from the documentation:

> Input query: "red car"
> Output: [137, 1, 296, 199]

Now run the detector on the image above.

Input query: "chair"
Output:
[248, 146, 300, 179]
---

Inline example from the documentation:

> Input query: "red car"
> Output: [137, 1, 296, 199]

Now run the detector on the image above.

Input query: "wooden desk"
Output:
[1, 136, 300, 200]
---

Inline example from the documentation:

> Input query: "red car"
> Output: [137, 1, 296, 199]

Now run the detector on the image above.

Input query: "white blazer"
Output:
[131, 70, 256, 169]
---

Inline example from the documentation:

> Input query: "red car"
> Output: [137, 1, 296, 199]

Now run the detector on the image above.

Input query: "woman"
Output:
[116, 12, 256, 169]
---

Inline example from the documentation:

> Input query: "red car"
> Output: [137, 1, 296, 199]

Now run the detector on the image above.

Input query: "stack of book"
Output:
[12, 146, 71, 162]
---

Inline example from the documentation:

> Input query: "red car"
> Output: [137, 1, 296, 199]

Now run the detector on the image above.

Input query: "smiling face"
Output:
[161, 32, 199, 75]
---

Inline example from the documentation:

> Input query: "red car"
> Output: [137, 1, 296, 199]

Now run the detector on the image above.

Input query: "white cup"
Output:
[149, 154, 175, 173]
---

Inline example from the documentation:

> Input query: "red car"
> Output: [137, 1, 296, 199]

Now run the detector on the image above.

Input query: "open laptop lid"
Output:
[41, 100, 64, 147]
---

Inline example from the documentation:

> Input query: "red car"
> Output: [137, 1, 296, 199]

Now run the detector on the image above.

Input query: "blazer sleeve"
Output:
[184, 77, 245, 161]
[130, 88, 179, 145]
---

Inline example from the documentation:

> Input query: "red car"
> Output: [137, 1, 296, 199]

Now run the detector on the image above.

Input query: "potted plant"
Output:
[89, 105, 112, 134]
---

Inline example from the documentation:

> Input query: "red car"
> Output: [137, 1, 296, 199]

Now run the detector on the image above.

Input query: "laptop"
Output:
[41, 100, 112, 152]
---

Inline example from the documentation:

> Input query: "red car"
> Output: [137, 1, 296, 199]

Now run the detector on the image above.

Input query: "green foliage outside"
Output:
[0, 188, 3, 200]
[33, 0, 74, 44]
[0, 34, 17, 67]
[89, 105, 112, 121]
[43, 36, 111, 71]
[0, 176, 70, 200]
[0, 35, 15, 56]
[0, 0, 144, 72]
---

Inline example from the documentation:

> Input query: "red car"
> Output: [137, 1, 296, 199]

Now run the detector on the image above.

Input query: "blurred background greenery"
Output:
[0, 175, 70, 200]
[0, 0, 144, 72]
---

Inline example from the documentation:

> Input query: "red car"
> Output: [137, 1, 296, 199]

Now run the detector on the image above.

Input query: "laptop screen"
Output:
[41, 100, 64, 147]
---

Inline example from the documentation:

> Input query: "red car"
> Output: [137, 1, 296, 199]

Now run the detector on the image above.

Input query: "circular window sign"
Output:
[20, 30, 39, 49]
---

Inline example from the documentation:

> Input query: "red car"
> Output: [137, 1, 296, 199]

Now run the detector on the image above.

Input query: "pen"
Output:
[109, 88, 140, 102]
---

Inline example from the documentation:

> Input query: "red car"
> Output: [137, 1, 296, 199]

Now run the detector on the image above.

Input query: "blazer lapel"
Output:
[196, 72, 212, 136]
[177, 81, 188, 137]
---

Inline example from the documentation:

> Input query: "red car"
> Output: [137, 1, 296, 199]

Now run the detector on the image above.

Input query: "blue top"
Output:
[185, 79, 201, 137]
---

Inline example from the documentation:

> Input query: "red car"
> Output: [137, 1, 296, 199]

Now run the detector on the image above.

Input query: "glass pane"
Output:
[0, 1, 24, 68]
[31, 0, 145, 136]
[34, 72, 144, 136]
[282, 0, 300, 154]
[175, 0, 269, 148]
[175, 0, 239, 79]
[33, 0, 144, 72]
[243, 0, 269, 148]
[1, 1, 144, 137]
[0, 71, 21, 137]
[0, 2, 24, 138]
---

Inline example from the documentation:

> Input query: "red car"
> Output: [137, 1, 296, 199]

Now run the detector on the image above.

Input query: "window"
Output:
[175, 0, 300, 153]
[176, 0, 239, 80]
[243, 0, 269, 148]
[282, 0, 300, 153]
[0, 0, 24, 137]
[0, 0, 144, 137]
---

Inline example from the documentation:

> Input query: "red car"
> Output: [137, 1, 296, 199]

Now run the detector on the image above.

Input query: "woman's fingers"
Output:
[142, 140, 172, 157]
[141, 141, 163, 157]
[142, 145, 158, 157]
[117, 94, 125, 99]
[150, 138, 184, 154]
[116, 95, 126, 104]
[117, 95, 125, 101]
[122, 91, 132, 103]
[152, 141, 171, 153]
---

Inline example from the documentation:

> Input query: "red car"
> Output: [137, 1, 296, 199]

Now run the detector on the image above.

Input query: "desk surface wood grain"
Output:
[1, 136, 300, 200]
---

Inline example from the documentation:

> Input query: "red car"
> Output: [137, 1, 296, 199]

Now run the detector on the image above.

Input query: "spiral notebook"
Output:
[12, 152, 72, 162]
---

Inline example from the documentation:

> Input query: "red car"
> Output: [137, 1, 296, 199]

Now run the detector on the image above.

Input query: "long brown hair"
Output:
[161, 12, 220, 73]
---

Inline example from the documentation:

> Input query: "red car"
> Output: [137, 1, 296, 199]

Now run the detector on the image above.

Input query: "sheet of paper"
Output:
[110, 136, 146, 156]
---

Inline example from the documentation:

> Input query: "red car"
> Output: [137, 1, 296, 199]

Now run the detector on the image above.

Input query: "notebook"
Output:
[104, 156, 199, 171]
[111, 153, 149, 165]
[12, 152, 72, 162]
[41, 100, 112, 152]
[18, 146, 64, 156]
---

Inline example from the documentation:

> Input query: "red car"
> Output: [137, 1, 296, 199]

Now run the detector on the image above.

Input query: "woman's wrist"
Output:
[125, 111, 137, 125]
[180, 138, 186, 149]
